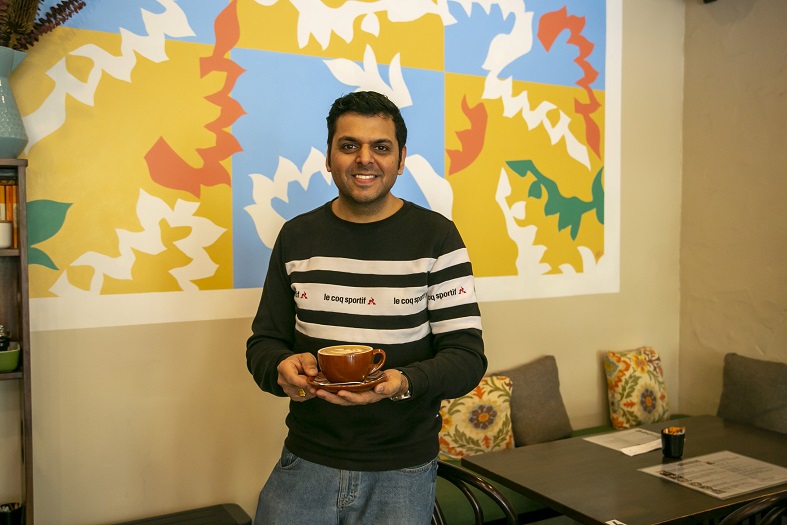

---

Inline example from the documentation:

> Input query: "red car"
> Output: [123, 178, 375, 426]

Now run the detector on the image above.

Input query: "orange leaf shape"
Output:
[447, 96, 487, 175]
[145, 0, 246, 196]
[538, 7, 602, 159]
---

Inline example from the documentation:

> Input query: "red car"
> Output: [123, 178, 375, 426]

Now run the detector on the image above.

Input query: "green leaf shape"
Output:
[26, 199, 72, 269]
[27, 200, 72, 245]
[447, 426, 485, 455]
[443, 397, 469, 417]
[28, 246, 58, 270]
[506, 160, 605, 240]
[592, 167, 605, 224]
[619, 374, 640, 402]
[486, 380, 511, 399]
[490, 417, 512, 449]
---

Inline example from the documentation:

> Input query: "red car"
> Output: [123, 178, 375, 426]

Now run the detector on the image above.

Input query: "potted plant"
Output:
[0, 0, 86, 158]
[0, 324, 20, 372]
[0, 0, 86, 51]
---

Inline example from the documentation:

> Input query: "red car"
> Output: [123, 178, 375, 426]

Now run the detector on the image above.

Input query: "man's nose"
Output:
[356, 145, 373, 164]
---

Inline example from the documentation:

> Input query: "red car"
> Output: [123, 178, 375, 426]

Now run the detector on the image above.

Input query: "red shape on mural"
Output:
[145, 0, 246, 197]
[447, 96, 488, 175]
[537, 7, 602, 159]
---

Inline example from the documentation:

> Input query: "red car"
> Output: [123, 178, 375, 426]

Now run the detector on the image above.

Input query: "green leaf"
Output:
[621, 375, 639, 400]
[27, 199, 72, 246]
[28, 246, 58, 270]
[592, 168, 605, 224]
[506, 159, 605, 240]
[452, 427, 483, 452]
[492, 419, 512, 448]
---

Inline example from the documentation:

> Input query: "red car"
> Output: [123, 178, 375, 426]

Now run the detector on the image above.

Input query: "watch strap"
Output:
[390, 369, 412, 401]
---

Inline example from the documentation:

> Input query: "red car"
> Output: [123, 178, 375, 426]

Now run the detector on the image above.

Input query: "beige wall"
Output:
[0, 1, 699, 523]
[28, 321, 285, 524]
[679, 0, 787, 415]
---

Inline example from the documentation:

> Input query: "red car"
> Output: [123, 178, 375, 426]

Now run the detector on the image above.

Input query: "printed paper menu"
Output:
[583, 428, 662, 456]
[640, 451, 787, 499]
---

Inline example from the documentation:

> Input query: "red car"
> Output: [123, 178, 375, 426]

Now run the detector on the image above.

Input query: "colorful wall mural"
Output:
[16, 0, 620, 330]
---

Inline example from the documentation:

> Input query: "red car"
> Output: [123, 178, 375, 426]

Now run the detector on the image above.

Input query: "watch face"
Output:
[393, 369, 411, 401]
[391, 390, 411, 401]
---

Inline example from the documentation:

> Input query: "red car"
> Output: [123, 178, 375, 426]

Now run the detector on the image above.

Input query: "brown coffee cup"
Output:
[317, 345, 386, 384]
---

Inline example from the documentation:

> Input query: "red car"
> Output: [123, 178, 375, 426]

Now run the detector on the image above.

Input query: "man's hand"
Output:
[277, 353, 319, 401]
[315, 369, 409, 406]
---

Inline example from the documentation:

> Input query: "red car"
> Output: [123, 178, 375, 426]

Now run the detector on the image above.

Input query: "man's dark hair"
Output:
[326, 91, 407, 158]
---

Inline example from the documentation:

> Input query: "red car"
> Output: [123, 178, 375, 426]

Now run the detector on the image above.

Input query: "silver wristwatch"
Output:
[390, 370, 412, 401]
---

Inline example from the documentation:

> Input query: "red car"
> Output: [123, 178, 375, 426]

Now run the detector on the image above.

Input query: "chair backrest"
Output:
[432, 460, 518, 525]
[718, 493, 787, 525]
[716, 353, 787, 434]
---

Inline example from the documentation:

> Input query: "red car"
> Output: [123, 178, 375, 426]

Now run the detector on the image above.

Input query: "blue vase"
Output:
[0, 46, 28, 159]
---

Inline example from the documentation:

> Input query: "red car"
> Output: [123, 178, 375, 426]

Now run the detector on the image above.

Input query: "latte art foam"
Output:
[319, 346, 368, 356]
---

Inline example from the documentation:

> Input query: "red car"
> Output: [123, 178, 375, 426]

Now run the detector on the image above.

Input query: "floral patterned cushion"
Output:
[438, 375, 515, 460]
[604, 346, 671, 430]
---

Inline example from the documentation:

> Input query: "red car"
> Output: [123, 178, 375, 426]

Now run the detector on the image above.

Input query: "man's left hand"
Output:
[315, 369, 408, 406]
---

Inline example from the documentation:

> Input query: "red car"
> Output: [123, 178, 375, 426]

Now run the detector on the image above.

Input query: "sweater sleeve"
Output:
[399, 223, 487, 401]
[401, 327, 485, 402]
[246, 231, 296, 397]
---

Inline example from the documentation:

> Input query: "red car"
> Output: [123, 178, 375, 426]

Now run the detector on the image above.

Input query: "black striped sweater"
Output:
[247, 200, 486, 471]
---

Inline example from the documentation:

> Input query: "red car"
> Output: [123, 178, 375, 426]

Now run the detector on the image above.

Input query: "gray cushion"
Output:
[496, 355, 573, 446]
[717, 353, 787, 434]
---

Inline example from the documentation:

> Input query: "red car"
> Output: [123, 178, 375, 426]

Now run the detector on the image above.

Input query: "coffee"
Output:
[319, 347, 360, 356]
[317, 345, 386, 384]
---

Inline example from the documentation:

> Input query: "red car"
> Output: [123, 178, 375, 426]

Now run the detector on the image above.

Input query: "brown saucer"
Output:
[307, 370, 386, 393]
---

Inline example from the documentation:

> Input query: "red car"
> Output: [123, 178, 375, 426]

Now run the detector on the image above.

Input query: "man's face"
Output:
[326, 112, 406, 217]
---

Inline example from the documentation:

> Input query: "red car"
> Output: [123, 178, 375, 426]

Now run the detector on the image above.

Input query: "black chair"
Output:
[718, 493, 787, 525]
[432, 460, 518, 525]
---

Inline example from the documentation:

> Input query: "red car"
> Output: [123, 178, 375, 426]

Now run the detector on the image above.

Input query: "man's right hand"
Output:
[277, 353, 319, 401]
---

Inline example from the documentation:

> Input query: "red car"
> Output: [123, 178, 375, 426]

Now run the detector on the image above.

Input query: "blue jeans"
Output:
[255, 447, 437, 525]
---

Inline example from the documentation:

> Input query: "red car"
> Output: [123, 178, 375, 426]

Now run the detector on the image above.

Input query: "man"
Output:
[247, 91, 486, 524]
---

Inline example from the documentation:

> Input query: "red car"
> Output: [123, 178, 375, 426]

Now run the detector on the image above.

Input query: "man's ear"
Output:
[397, 145, 407, 174]
[325, 151, 331, 172]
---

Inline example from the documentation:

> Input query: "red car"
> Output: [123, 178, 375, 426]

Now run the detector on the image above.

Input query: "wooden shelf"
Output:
[0, 158, 33, 524]
[0, 370, 23, 381]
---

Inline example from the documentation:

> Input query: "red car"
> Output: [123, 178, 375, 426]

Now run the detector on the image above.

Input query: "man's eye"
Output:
[340, 144, 357, 151]
[375, 145, 390, 152]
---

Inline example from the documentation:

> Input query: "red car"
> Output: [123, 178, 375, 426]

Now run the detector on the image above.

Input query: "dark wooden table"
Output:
[462, 416, 787, 525]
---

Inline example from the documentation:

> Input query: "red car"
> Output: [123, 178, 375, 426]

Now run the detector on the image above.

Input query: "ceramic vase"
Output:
[0, 46, 28, 159]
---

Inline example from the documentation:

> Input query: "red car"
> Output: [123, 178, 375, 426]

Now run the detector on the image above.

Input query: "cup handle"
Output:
[368, 349, 386, 375]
